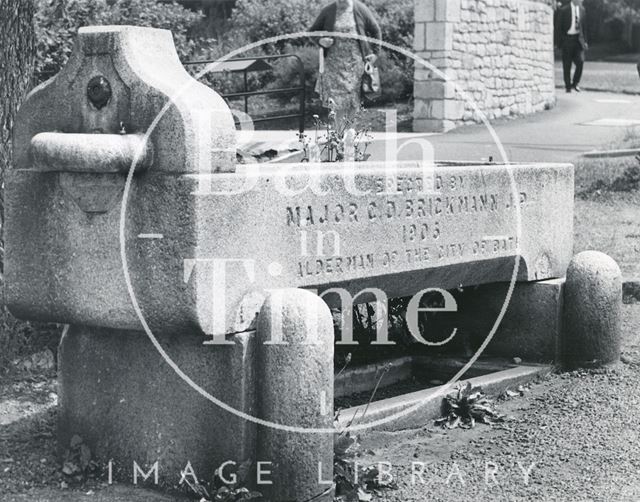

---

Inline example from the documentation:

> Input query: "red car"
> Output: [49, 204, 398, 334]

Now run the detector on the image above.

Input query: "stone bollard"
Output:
[562, 251, 622, 369]
[256, 289, 334, 502]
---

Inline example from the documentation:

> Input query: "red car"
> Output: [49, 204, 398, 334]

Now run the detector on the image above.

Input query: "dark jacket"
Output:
[309, 1, 382, 59]
[555, 3, 587, 48]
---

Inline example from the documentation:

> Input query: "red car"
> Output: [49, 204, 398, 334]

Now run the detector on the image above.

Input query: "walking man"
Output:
[556, 0, 588, 93]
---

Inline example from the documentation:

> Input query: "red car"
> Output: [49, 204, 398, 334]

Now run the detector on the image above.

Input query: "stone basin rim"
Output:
[233, 160, 574, 174]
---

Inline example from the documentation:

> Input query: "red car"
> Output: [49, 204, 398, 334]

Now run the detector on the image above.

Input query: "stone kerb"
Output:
[413, 0, 556, 132]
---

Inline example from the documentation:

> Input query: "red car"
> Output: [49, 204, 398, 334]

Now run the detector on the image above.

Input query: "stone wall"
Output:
[413, 0, 556, 132]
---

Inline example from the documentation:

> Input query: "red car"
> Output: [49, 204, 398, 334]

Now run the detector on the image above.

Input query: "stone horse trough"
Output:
[6, 26, 622, 501]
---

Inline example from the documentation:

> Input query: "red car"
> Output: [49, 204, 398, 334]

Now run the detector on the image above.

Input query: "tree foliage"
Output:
[229, 0, 413, 50]
[592, 0, 640, 21]
[229, 0, 322, 44]
[34, 0, 210, 81]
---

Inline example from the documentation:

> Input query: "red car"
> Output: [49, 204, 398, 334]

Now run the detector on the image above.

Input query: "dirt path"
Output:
[2, 485, 182, 502]
[0, 383, 188, 501]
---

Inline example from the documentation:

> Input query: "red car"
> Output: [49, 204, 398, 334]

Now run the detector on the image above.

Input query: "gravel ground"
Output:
[357, 304, 640, 502]
[3, 305, 639, 501]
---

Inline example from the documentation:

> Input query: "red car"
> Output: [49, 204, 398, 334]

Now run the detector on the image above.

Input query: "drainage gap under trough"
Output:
[334, 356, 552, 431]
[335, 355, 548, 413]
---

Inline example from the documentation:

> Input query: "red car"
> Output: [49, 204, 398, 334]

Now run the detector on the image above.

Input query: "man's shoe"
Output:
[566, 88, 572, 93]
[572, 85, 581, 92]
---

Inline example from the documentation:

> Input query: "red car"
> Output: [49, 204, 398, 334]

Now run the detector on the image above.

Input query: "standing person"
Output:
[556, 0, 588, 93]
[310, 0, 381, 124]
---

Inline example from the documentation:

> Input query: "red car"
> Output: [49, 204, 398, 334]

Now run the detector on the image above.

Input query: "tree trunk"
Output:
[0, 0, 36, 273]
[0, 0, 36, 186]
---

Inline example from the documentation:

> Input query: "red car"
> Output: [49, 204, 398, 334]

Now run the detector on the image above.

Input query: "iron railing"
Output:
[184, 54, 306, 133]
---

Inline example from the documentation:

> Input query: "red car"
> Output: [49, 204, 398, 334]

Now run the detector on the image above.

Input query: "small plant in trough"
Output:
[299, 103, 373, 163]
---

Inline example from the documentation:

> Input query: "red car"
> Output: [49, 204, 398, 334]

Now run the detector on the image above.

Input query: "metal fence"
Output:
[183, 54, 306, 133]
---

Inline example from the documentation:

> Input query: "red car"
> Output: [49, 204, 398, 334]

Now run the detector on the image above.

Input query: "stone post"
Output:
[562, 251, 622, 369]
[256, 289, 335, 502]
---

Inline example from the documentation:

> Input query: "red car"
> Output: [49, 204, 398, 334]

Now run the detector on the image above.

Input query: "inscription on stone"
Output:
[286, 174, 527, 281]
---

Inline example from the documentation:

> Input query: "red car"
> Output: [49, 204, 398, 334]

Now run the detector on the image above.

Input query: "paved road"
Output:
[370, 90, 640, 164]
[554, 60, 640, 95]
[242, 90, 640, 164]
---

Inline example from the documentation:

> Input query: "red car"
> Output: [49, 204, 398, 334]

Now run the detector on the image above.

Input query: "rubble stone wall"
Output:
[413, 0, 556, 132]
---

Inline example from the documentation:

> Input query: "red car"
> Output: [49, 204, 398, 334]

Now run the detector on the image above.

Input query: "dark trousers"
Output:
[562, 35, 585, 90]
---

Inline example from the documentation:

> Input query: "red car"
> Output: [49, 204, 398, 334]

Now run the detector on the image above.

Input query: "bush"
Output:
[368, 0, 414, 101]
[35, 0, 209, 81]
[367, 0, 414, 50]
[270, 44, 319, 102]
[612, 164, 640, 191]
[377, 51, 413, 103]
[580, 162, 640, 196]
[0, 307, 60, 378]
[229, 0, 321, 45]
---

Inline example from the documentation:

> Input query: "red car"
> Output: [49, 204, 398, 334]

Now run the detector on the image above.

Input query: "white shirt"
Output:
[567, 4, 580, 35]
